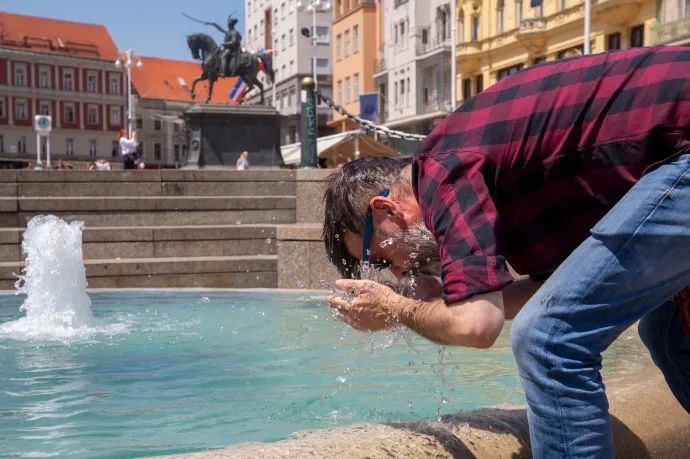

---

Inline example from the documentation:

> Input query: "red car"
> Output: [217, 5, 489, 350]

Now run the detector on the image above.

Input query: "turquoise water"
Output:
[0, 290, 634, 459]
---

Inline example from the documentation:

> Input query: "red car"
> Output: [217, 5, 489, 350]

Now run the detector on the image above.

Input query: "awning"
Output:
[281, 131, 400, 166]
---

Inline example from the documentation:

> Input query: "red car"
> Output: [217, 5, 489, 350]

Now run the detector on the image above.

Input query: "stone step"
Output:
[0, 169, 296, 183]
[0, 225, 278, 262]
[0, 255, 278, 290]
[14, 181, 296, 198]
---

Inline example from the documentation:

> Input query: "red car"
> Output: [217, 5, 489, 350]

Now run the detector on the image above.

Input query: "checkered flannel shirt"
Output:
[413, 46, 690, 304]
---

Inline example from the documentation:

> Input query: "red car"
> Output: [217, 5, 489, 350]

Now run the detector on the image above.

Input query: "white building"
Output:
[375, 0, 453, 155]
[244, 0, 335, 145]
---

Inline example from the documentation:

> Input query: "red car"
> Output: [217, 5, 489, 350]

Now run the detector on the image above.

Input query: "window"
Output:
[497, 0, 504, 34]
[407, 77, 411, 104]
[337, 35, 342, 60]
[289, 87, 295, 107]
[400, 79, 406, 107]
[459, 10, 465, 44]
[316, 58, 329, 71]
[345, 77, 351, 104]
[154, 120, 162, 131]
[422, 28, 429, 45]
[14, 65, 26, 86]
[345, 30, 351, 57]
[110, 106, 121, 125]
[18, 136, 27, 154]
[281, 2, 285, 18]
[281, 34, 286, 51]
[112, 140, 119, 158]
[63, 70, 74, 91]
[353, 25, 359, 53]
[337, 80, 343, 104]
[0, 135, 3, 152]
[0, 100, 4, 118]
[110, 74, 120, 95]
[560, 0, 566, 10]
[290, 60, 295, 74]
[354, 74, 360, 100]
[274, 8, 278, 25]
[154, 143, 162, 161]
[423, 87, 430, 104]
[631, 25, 644, 48]
[400, 21, 406, 48]
[533, 56, 547, 65]
[136, 118, 143, 129]
[290, 28, 294, 46]
[15, 100, 28, 119]
[608, 33, 622, 50]
[314, 26, 329, 41]
[517, 1, 523, 24]
[174, 144, 181, 161]
[89, 139, 98, 156]
[64, 104, 75, 123]
[498, 64, 524, 81]
[66, 138, 74, 155]
[39, 67, 51, 88]
[394, 81, 399, 106]
[174, 123, 180, 133]
[136, 142, 144, 157]
[87, 72, 98, 92]
[39, 102, 50, 116]
[248, 29, 252, 43]
[476, 74, 484, 94]
[87, 106, 98, 124]
[472, 16, 479, 41]
[463, 78, 472, 101]
[282, 91, 287, 109]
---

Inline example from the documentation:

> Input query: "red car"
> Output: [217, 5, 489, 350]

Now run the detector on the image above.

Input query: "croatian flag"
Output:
[229, 77, 249, 102]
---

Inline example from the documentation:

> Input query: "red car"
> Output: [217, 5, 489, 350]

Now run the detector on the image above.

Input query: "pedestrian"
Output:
[323, 46, 690, 458]
[119, 129, 138, 170]
[236, 151, 249, 170]
[95, 159, 111, 171]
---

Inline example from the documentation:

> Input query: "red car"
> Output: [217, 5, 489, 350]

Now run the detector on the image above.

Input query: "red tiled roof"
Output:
[131, 56, 242, 104]
[0, 11, 118, 60]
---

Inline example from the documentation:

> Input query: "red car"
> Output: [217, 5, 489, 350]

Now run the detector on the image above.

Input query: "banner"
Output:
[359, 93, 378, 122]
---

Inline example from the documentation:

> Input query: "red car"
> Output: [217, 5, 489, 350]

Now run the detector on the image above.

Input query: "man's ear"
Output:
[370, 197, 406, 224]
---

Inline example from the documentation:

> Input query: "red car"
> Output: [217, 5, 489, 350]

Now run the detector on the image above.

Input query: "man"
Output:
[236, 151, 250, 170]
[324, 46, 690, 458]
[119, 129, 137, 170]
[207, 17, 242, 77]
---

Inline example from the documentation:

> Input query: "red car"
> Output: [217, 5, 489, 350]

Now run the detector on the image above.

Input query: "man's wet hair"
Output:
[322, 157, 413, 278]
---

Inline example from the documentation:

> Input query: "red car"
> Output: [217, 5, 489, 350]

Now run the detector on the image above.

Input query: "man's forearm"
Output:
[395, 291, 505, 348]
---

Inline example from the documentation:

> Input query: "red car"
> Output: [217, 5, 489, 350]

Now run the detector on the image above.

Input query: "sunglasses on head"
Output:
[362, 189, 391, 271]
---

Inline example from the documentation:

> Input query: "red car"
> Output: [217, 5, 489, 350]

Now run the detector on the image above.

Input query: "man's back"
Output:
[414, 46, 690, 280]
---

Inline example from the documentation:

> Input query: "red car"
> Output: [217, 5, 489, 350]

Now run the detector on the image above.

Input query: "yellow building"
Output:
[454, 0, 658, 103]
[329, 0, 380, 132]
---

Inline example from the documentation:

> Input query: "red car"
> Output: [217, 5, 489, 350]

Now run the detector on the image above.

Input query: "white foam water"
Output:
[0, 215, 125, 340]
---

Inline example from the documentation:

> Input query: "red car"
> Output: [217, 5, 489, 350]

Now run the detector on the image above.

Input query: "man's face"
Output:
[343, 193, 441, 280]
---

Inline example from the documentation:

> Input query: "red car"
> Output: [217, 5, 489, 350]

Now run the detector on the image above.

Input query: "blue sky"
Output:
[3, 0, 246, 61]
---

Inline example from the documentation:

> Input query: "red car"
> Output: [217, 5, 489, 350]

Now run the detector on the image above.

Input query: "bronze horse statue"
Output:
[186, 33, 275, 104]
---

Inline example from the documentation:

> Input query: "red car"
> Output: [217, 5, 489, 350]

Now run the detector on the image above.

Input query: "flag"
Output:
[530, 0, 543, 7]
[229, 77, 248, 102]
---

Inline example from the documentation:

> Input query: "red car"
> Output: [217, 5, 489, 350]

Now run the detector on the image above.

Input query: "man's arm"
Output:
[207, 22, 227, 34]
[397, 291, 505, 349]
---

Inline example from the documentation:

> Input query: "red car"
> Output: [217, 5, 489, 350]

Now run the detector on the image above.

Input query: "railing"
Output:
[650, 16, 690, 45]
[416, 36, 452, 56]
[375, 57, 387, 74]
[420, 90, 453, 115]
[519, 17, 546, 32]
[378, 108, 388, 124]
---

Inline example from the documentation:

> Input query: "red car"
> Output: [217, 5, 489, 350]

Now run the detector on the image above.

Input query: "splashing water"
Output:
[0, 215, 125, 340]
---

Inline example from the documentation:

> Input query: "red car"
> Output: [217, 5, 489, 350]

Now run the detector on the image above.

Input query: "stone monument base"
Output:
[184, 104, 283, 169]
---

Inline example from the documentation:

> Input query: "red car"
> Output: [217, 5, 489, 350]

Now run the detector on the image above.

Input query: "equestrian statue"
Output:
[184, 12, 275, 104]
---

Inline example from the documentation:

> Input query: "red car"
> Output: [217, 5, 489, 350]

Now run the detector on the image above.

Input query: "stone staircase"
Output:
[0, 169, 298, 290]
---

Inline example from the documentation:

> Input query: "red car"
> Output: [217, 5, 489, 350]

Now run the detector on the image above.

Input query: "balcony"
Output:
[378, 108, 388, 125]
[420, 90, 453, 115]
[651, 16, 690, 45]
[519, 17, 546, 32]
[374, 57, 387, 74]
[416, 36, 452, 57]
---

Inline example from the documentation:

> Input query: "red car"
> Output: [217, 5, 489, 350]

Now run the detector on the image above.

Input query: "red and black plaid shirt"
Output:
[413, 46, 690, 304]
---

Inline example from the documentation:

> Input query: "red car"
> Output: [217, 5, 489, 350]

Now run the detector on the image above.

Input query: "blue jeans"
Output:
[510, 153, 690, 458]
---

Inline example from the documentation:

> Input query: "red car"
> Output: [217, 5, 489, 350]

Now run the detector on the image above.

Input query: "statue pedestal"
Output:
[183, 104, 284, 169]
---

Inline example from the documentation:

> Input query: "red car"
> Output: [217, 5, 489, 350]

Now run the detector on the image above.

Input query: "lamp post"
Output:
[296, 0, 331, 89]
[115, 50, 144, 135]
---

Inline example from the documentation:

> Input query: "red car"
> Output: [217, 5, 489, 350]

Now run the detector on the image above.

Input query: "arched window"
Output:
[517, 0, 523, 25]
[472, 15, 480, 42]
[459, 9, 465, 44]
[497, 0, 504, 34]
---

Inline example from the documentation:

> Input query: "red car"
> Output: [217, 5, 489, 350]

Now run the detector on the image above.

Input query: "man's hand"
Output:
[327, 279, 411, 332]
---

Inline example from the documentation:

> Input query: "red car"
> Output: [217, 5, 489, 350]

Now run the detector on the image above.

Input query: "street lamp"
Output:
[115, 50, 144, 135]
[296, 0, 331, 88]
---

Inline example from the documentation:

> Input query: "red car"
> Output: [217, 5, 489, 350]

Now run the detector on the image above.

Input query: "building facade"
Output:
[454, 0, 657, 105]
[651, 0, 690, 46]
[244, 0, 335, 145]
[374, 0, 454, 155]
[329, 0, 379, 132]
[0, 12, 126, 168]
[130, 56, 240, 168]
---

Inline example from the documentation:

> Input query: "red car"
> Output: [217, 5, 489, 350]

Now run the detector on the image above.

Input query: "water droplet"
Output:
[335, 233, 340, 240]
[407, 400, 412, 407]
[236, 220, 242, 225]
[265, 238, 272, 243]
[313, 314, 318, 319]
[426, 258, 431, 262]
[441, 397, 448, 404]
[201, 297, 210, 303]
[297, 281, 304, 287]
[337, 376, 347, 383]
[341, 259, 347, 265]
[240, 308, 245, 312]
[380, 238, 393, 248]
[409, 252, 418, 259]
[256, 275, 260, 280]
